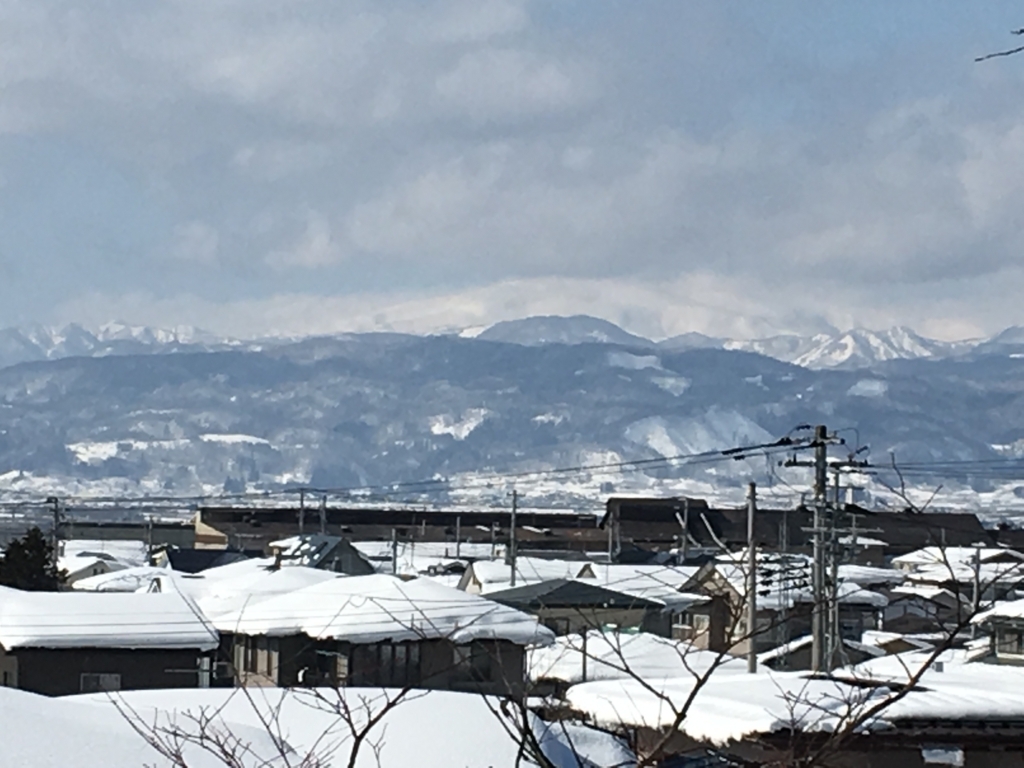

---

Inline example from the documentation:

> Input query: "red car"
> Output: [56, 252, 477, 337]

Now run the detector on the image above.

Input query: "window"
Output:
[542, 617, 571, 635]
[353, 642, 422, 687]
[454, 642, 493, 683]
[996, 628, 1024, 656]
[80, 673, 121, 693]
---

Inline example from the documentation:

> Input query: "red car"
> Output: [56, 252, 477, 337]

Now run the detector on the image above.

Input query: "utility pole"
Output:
[682, 498, 690, 562]
[391, 528, 398, 575]
[971, 542, 983, 637]
[509, 489, 518, 588]
[455, 515, 461, 559]
[299, 489, 305, 535]
[747, 482, 758, 674]
[47, 496, 63, 566]
[829, 472, 842, 669]
[319, 495, 327, 535]
[811, 425, 828, 675]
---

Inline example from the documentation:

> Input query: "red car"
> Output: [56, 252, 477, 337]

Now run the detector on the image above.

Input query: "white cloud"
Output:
[4, 2, 1024, 341]
[435, 48, 595, 119]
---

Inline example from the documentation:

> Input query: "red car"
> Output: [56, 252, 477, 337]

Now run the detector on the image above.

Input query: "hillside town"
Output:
[4, 485, 1024, 766]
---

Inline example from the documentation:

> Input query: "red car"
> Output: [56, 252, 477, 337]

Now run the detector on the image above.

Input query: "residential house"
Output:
[268, 535, 376, 575]
[152, 546, 258, 574]
[487, 579, 666, 635]
[566, 656, 1024, 767]
[457, 557, 595, 594]
[891, 546, 1024, 603]
[758, 635, 884, 671]
[0, 586, 218, 696]
[974, 598, 1024, 665]
[678, 553, 887, 656]
[882, 584, 970, 634]
[58, 539, 150, 587]
[209, 573, 554, 697]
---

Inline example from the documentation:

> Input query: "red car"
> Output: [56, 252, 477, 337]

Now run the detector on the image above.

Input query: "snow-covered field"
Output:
[0, 686, 632, 768]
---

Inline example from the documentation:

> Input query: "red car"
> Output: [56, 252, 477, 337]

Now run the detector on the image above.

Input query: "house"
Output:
[487, 579, 667, 635]
[58, 539, 150, 586]
[678, 553, 887, 656]
[152, 546, 258, 574]
[758, 635, 884, 671]
[209, 573, 554, 697]
[882, 584, 970, 634]
[837, 534, 887, 567]
[892, 546, 1024, 603]
[0, 585, 218, 696]
[167, 557, 341, 619]
[974, 598, 1024, 665]
[457, 557, 595, 594]
[268, 535, 376, 575]
[566, 656, 1024, 767]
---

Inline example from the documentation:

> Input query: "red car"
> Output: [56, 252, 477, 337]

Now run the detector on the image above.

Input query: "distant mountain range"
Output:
[464, 315, 1016, 370]
[0, 315, 1024, 512]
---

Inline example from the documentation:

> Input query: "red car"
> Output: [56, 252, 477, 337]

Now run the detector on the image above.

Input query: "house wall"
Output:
[531, 606, 651, 635]
[0, 646, 18, 687]
[227, 634, 526, 697]
[8, 648, 209, 696]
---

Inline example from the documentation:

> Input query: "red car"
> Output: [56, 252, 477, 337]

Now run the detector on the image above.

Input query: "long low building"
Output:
[0, 586, 219, 695]
[204, 572, 555, 697]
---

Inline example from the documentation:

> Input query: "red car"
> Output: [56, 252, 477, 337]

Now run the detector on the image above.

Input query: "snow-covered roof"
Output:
[464, 557, 592, 593]
[71, 565, 182, 593]
[837, 535, 887, 547]
[757, 635, 884, 664]
[892, 546, 1024, 569]
[566, 658, 1024, 746]
[168, 559, 342, 621]
[214, 573, 556, 646]
[61, 539, 149, 567]
[836, 564, 905, 586]
[974, 597, 1024, 624]
[889, 583, 966, 604]
[584, 564, 703, 610]
[0, 585, 218, 650]
[351, 540, 495, 577]
[904, 559, 1024, 586]
[859, 630, 934, 653]
[528, 631, 746, 685]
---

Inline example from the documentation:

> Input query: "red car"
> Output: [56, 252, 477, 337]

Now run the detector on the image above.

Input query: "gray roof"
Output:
[486, 579, 663, 610]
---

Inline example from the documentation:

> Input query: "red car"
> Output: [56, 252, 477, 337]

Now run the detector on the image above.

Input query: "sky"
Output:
[2, 1, 1024, 342]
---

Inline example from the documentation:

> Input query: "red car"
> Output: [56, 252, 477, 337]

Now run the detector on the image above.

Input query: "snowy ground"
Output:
[1, 686, 633, 768]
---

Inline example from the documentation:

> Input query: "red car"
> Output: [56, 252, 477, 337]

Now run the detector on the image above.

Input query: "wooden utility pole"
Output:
[391, 528, 398, 575]
[299, 489, 305, 535]
[747, 482, 758, 674]
[319, 495, 327, 535]
[811, 425, 829, 674]
[509, 489, 518, 587]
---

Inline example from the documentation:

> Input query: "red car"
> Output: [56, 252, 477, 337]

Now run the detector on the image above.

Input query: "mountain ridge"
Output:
[0, 315, 1017, 373]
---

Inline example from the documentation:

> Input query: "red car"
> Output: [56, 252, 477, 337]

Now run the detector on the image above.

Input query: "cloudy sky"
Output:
[2, 1, 1024, 341]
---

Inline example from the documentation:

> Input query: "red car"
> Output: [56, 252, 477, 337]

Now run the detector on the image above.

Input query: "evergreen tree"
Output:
[0, 527, 65, 591]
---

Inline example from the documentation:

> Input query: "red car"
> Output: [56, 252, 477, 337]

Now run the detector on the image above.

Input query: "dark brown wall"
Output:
[11, 647, 208, 696]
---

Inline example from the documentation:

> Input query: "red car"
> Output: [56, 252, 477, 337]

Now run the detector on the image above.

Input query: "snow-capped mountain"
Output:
[727, 327, 969, 370]
[0, 322, 244, 370]
[0, 330, 1022, 512]
[476, 317, 984, 370]
[476, 315, 655, 348]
